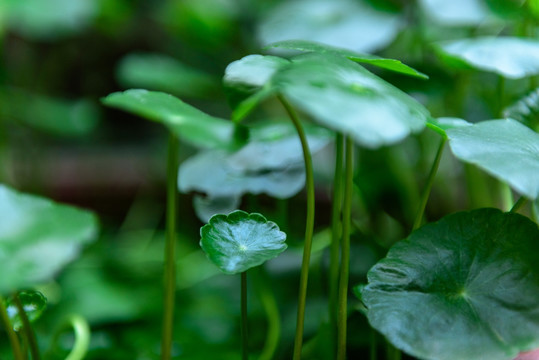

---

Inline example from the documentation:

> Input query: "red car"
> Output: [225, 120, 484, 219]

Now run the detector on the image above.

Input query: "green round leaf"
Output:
[257, 0, 401, 53]
[116, 53, 217, 98]
[436, 37, 539, 79]
[266, 40, 428, 79]
[102, 89, 245, 149]
[200, 210, 287, 274]
[447, 118, 539, 199]
[224, 54, 290, 91]
[193, 195, 241, 223]
[273, 54, 430, 148]
[361, 208, 539, 360]
[0, 185, 99, 294]
[178, 149, 306, 199]
[5, 290, 47, 331]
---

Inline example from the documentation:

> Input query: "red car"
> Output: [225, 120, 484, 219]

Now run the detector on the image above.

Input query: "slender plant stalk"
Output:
[369, 329, 377, 360]
[277, 95, 315, 360]
[161, 132, 179, 360]
[337, 136, 354, 360]
[13, 294, 40, 360]
[255, 269, 281, 360]
[64, 315, 90, 360]
[510, 196, 527, 213]
[413, 138, 446, 230]
[241, 271, 248, 360]
[499, 182, 514, 211]
[329, 132, 344, 346]
[0, 295, 24, 360]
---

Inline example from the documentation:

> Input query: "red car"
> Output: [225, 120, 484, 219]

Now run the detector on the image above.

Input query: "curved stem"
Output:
[13, 293, 40, 360]
[241, 271, 248, 360]
[161, 132, 179, 360]
[0, 295, 24, 360]
[48, 315, 90, 360]
[329, 133, 344, 350]
[64, 315, 90, 360]
[255, 269, 280, 360]
[277, 95, 315, 360]
[337, 136, 353, 360]
[413, 138, 446, 231]
[510, 196, 527, 213]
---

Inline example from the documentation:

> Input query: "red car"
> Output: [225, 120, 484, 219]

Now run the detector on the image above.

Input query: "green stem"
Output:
[0, 295, 24, 360]
[510, 196, 527, 213]
[241, 271, 248, 360]
[13, 293, 40, 360]
[337, 136, 354, 360]
[255, 269, 281, 360]
[277, 95, 315, 360]
[497, 75, 506, 117]
[64, 315, 90, 360]
[161, 132, 179, 360]
[329, 133, 344, 350]
[499, 183, 514, 212]
[369, 329, 376, 360]
[413, 138, 446, 231]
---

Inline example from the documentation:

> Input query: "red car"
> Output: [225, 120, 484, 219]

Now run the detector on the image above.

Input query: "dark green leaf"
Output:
[266, 40, 428, 79]
[361, 208, 539, 360]
[436, 37, 539, 79]
[273, 54, 430, 148]
[5, 291, 47, 331]
[102, 89, 244, 149]
[257, 0, 401, 53]
[116, 53, 217, 98]
[447, 118, 539, 199]
[0, 89, 100, 137]
[200, 210, 287, 274]
[0, 185, 99, 294]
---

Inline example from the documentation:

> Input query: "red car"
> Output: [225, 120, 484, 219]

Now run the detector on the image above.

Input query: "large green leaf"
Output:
[0, 185, 99, 295]
[200, 210, 287, 274]
[102, 89, 246, 149]
[257, 0, 401, 53]
[266, 40, 428, 79]
[273, 54, 430, 148]
[447, 118, 539, 199]
[436, 37, 539, 79]
[360, 208, 539, 360]
[4, 290, 47, 331]
[116, 53, 216, 98]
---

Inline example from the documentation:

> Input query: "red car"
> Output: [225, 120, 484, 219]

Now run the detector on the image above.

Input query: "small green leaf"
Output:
[0, 185, 99, 294]
[5, 291, 47, 331]
[447, 118, 539, 199]
[361, 208, 539, 360]
[257, 0, 401, 53]
[436, 37, 539, 79]
[266, 40, 428, 79]
[116, 53, 217, 98]
[273, 54, 430, 148]
[102, 89, 245, 149]
[224, 54, 290, 91]
[200, 210, 287, 274]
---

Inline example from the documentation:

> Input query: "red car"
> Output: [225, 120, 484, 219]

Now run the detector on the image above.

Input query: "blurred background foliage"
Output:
[0, 0, 537, 359]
